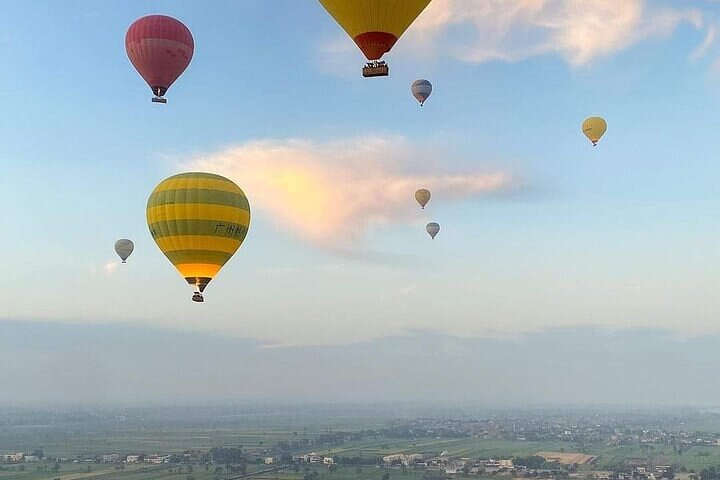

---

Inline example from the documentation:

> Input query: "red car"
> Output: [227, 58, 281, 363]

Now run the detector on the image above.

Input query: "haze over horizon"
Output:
[0, 321, 717, 407]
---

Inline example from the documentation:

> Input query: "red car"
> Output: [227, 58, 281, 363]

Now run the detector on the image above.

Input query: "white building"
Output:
[383, 454, 424, 466]
[146, 455, 170, 464]
[126, 455, 141, 463]
[445, 461, 467, 474]
[265, 458, 275, 465]
[323, 457, 335, 465]
[102, 454, 119, 463]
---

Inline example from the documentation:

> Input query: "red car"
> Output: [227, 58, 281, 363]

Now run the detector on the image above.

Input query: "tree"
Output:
[356, 467, 363, 477]
[382, 472, 391, 480]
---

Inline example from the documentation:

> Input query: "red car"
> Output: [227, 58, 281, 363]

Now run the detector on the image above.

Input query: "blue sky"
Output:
[1, 0, 720, 356]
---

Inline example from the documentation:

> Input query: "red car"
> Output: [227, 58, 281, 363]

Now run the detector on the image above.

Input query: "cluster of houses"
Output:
[288, 453, 335, 465]
[381, 453, 517, 474]
[124, 454, 172, 464]
[2, 452, 176, 465]
[1, 453, 42, 464]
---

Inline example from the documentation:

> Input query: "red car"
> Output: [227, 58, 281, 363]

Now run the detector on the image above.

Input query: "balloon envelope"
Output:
[146, 172, 251, 301]
[114, 239, 134, 263]
[582, 116, 607, 146]
[412, 79, 432, 106]
[426, 222, 440, 239]
[318, 0, 431, 60]
[415, 189, 431, 209]
[125, 15, 194, 99]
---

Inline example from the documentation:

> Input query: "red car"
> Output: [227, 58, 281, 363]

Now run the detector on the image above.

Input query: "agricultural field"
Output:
[315, 438, 573, 460]
[5, 407, 720, 480]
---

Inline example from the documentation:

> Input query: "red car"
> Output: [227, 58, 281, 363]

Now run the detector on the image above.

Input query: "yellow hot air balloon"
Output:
[146, 172, 251, 302]
[415, 188, 431, 209]
[582, 116, 607, 146]
[318, 0, 431, 77]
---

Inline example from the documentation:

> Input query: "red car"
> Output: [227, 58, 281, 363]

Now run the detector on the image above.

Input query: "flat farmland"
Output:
[318, 437, 573, 460]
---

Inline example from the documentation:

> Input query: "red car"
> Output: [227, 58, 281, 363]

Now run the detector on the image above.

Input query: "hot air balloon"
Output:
[582, 116, 607, 146]
[318, 0, 431, 77]
[412, 79, 432, 106]
[415, 189, 431, 209]
[426, 222, 440, 239]
[125, 15, 194, 103]
[114, 239, 134, 263]
[146, 172, 251, 302]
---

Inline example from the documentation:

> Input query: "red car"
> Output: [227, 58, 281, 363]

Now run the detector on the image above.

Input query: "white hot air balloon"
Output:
[412, 79, 432, 106]
[426, 222, 440, 239]
[115, 239, 134, 263]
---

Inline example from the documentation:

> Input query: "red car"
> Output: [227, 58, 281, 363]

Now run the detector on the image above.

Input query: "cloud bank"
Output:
[1, 322, 717, 406]
[186, 136, 517, 249]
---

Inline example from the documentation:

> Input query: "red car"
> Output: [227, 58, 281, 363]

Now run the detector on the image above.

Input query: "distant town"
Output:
[2, 406, 720, 480]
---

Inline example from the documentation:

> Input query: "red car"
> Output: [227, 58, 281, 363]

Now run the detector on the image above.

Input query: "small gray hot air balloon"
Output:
[412, 79, 432, 106]
[426, 222, 440, 239]
[115, 239, 134, 263]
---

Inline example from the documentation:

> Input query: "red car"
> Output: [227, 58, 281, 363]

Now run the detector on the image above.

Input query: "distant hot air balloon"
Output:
[125, 15, 194, 103]
[415, 189, 431, 209]
[582, 116, 607, 146]
[412, 79, 432, 106]
[426, 222, 440, 240]
[115, 239, 134, 263]
[318, 0, 431, 77]
[146, 172, 251, 302]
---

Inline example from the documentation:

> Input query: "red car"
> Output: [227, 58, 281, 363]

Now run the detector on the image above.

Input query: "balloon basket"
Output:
[151, 96, 167, 104]
[192, 292, 204, 303]
[362, 61, 389, 77]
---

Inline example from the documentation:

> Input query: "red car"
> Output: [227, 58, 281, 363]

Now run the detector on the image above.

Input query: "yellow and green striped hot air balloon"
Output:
[146, 172, 251, 302]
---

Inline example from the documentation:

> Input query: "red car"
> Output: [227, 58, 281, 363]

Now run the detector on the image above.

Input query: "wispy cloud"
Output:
[104, 262, 119, 275]
[405, 0, 704, 66]
[184, 136, 518, 251]
[691, 23, 717, 61]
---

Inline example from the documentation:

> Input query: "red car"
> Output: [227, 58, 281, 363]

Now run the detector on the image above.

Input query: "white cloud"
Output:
[104, 262, 119, 275]
[184, 136, 517, 250]
[691, 23, 717, 61]
[405, 0, 704, 66]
